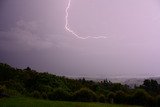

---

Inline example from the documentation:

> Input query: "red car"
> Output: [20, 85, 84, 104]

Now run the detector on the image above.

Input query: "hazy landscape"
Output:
[1, 0, 160, 107]
[0, 63, 160, 107]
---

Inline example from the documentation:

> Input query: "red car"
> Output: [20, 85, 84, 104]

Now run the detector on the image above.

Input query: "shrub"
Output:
[0, 85, 10, 98]
[73, 88, 97, 102]
[156, 95, 160, 106]
[146, 95, 155, 107]
[125, 94, 133, 105]
[31, 91, 41, 98]
[114, 91, 126, 104]
[132, 89, 151, 106]
[5, 89, 19, 96]
[98, 94, 106, 103]
[107, 92, 115, 103]
[48, 88, 71, 101]
[0, 85, 5, 93]
[42, 92, 48, 99]
[0, 85, 19, 97]
[1, 80, 25, 94]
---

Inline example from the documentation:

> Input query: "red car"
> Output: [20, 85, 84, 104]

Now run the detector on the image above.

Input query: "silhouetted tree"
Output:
[141, 79, 159, 95]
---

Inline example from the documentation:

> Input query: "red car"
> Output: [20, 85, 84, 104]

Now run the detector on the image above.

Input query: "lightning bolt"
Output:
[65, 0, 108, 39]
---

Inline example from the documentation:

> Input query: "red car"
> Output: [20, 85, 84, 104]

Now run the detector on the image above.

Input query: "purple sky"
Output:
[1, 0, 160, 78]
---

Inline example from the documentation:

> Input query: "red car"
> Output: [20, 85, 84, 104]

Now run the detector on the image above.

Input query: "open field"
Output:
[0, 97, 141, 107]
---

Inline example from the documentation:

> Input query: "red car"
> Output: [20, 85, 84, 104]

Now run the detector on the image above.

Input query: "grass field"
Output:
[0, 97, 141, 107]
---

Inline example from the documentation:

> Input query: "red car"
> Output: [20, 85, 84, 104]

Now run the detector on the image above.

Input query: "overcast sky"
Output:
[1, 0, 160, 78]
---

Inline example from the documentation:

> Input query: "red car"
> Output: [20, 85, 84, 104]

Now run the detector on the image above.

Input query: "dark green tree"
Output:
[98, 94, 106, 103]
[114, 91, 126, 104]
[48, 88, 71, 101]
[107, 92, 115, 103]
[73, 88, 97, 102]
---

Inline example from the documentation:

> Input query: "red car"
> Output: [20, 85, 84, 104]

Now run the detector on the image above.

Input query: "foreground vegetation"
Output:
[0, 97, 141, 107]
[0, 63, 160, 106]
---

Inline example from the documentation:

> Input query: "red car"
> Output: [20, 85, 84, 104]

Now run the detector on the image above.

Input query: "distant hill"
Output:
[122, 77, 160, 88]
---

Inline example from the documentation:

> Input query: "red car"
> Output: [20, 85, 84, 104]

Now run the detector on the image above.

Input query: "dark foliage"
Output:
[98, 94, 106, 103]
[1, 63, 160, 106]
[114, 91, 126, 104]
[132, 89, 152, 106]
[140, 79, 159, 96]
[73, 88, 97, 102]
[31, 91, 41, 98]
[41, 92, 48, 99]
[107, 91, 115, 103]
[48, 88, 71, 101]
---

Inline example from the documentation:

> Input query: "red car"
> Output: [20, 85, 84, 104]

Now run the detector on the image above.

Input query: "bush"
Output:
[132, 89, 151, 106]
[0, 85, 19, 97]
[0, 85, 10, 98]
[1, 80, 25, 94]
[73, 88, 97, 102]
[98, 94, 106, 103]
[48, 88, 71, 101]
[31, 91, 41, 98]
[5, 89, 20, 96]
[0, 85, 5, 93]
[125, 94, 133, 105]
[107, 92, 115, 103]
[156, 95, 160, 106]
[42, 92, 48, 99]
[114, 91, 126, 104]
[146, 95, 155, 107]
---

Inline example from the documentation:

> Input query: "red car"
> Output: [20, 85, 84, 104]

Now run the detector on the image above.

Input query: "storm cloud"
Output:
[1, 0, 160, 78]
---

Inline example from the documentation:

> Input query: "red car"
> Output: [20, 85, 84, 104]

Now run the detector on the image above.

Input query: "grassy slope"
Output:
[0, 97, 141, 107]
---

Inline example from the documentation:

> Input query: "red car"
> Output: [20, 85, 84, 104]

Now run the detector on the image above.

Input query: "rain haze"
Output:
[1, 0, 160, 78]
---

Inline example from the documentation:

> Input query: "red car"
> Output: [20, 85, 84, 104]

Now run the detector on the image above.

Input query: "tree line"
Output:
[0, 63, 160, 106]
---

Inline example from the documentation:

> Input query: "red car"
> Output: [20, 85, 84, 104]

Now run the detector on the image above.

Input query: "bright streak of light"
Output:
[65, 0, 108, 39]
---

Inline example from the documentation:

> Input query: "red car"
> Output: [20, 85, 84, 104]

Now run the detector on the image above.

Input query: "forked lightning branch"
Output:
[65, 0, 107, 39]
